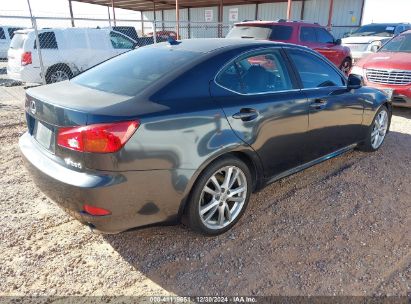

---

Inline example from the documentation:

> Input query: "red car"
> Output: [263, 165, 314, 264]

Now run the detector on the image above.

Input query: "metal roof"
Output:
[74, 0, 291, 12]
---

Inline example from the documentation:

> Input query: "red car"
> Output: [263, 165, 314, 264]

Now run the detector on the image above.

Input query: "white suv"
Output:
[7, 27, 136, 84]
[0, 26, 25, 58]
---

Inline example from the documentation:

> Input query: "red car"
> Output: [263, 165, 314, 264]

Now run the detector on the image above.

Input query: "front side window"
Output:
[0, 28, 5, 40]
[110, 31, 135, 49]
[288, 49, 345, 88]
[216, 49, 293, 94]
[300, 27, 316, 42]
[315, 28, 334, 44]
[34, 32, 58, 49]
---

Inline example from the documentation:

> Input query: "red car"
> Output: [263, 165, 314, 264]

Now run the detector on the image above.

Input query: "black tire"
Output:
[186, 156, 252, 236]
[358, 105, 390, 152]
[340, 57, 352, 76]
[45, 64, 73, 84]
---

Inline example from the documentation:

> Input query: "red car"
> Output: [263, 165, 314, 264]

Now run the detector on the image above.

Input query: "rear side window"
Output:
[226, 25, 271, 39]
[0, 28, 5, 40]
[315, 28, 334, 43]
[34, 32, 58, 49]
[288, 49, 345, 88]
[269, 25, 293, 40]
[216, 49, 293, 94]
[300, 27, 316, 42]
[8, 28, 22, 40]
[72, 47, 198, 96]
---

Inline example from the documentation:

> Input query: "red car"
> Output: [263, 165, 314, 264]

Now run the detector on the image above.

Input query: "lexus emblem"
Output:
[30, 100, 36, 114]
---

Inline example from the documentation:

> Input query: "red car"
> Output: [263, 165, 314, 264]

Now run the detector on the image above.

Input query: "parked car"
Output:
[226, 20, 352, 74]
[342, 23, 411, 63]
[107, 26, 154, 47]
[350, 30, 411, 107]
[0, 26, 24, 59]
[19, 39, 391, 235]
[7, 27, 136, 84]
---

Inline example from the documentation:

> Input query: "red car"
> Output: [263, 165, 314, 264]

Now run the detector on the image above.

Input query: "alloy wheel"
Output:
[199, 165, 247, 230]
[50, 70, 70, 83]
[371, 109, 388, 149]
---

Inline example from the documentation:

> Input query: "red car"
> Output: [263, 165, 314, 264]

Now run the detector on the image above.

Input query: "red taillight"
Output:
[83, 204, 111, 216]
[57, 120, 139, 153]
[21, 52, 32, 66]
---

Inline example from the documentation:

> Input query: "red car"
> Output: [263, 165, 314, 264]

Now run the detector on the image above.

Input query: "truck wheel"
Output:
[46, 64, 73, 83]
[340, 58, 352, 76]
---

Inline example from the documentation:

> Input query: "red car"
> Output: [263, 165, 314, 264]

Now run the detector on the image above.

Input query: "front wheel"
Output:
[358, 105, 390, 152]
[340, 57, 352, 76]
[186, 157, 252, 235]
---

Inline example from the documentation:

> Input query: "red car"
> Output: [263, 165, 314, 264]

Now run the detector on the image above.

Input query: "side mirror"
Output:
[335, 38, 342, 45]
[347, 74, 363, 90]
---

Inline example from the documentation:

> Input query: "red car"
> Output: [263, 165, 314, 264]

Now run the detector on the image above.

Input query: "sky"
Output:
[1, 0, 411, 27]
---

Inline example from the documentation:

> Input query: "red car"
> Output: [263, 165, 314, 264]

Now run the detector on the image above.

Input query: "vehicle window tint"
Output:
[8, 28, 22, 40]
[216, 63, 243, 93]
[300, 27, 316, 42]
[0, 28, 5, 40]
[315, 28, 334, 43]
[288, 50, 345, 88]
[110, 31, 134, 49]
[269, 25, 293, 40]
[217, 50, 292, 94]
[34, 32, 58, 49]
[72, 48, 198, 96]
[226, 25, 271, 39]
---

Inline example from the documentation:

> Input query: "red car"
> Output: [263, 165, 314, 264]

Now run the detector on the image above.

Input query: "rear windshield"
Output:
[380, 33, 411, 53]
[350, 24, 396, 37]
[10, 33, 27, 49]
[226, 24, 292, 40]
[72, 47, 198, 96]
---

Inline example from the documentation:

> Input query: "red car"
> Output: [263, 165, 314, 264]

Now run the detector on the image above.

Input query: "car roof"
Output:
[234, 20, 321, 27]
[147, 38, 309, 54]
[364, 23, 410, 26]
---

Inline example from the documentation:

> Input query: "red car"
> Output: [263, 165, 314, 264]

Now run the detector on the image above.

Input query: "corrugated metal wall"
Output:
[142, 0, 363, 38]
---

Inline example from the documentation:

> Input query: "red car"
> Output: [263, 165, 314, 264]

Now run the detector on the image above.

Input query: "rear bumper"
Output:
[19, 132, 194, 233]
[7, 65, 43, 83]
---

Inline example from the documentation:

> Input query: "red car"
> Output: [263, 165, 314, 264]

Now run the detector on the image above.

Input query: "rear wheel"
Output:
[46, 65, 73, 83]
[339, 57, 352, 76]
[358, 106, 390, 152]
[186, 156, 252, 235]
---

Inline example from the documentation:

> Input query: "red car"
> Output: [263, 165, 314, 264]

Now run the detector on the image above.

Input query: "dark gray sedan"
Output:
[20, 39, 391, 235]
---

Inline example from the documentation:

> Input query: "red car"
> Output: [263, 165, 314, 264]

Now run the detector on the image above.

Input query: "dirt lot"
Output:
[0, 81, 410, 297]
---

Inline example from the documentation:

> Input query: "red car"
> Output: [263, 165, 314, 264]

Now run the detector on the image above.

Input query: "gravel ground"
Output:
[0, 83, 410, 297]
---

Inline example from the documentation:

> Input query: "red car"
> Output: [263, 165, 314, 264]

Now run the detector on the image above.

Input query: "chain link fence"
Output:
[0, 15, 232, 85]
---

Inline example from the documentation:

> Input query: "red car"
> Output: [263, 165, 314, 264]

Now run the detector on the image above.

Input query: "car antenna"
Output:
[168, 36, 181, 45]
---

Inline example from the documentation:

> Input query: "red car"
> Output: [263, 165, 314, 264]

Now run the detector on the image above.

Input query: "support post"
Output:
[141, 11, 145, 35]
[107, 5, 111, 27]
[359, 0, 366, 26]
[300, 0, 305, 20]
[286, 0, 292, 20]
[161, 10, 165, 31]
[187, 8, 191, 39]
[111, 0, 116, 26]
[27, 0, 46, 84]
[68, 0, 75, 27]
[175, 0, 180, 39]
[327, 0, 334, 30]
[255, 3, 259, 20]
[218, 0, 223, 38]
[153, 1, 157, 41]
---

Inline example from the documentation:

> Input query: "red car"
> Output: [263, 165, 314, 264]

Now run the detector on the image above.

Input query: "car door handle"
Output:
[232, 108, 258, 121]
[310, 99, 327, 110]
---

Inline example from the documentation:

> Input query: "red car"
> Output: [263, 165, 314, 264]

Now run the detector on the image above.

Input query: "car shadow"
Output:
[103, 129, 411, 296]
[392, 106, 411, 119]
